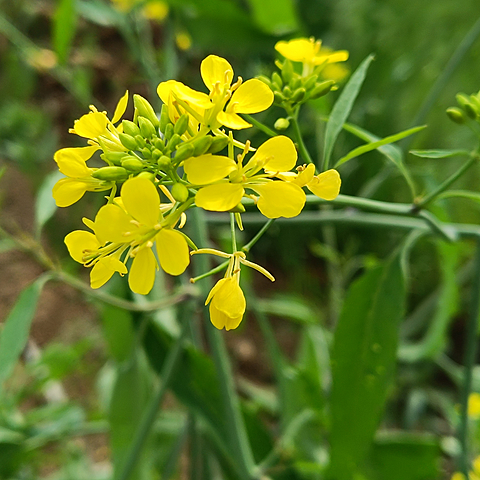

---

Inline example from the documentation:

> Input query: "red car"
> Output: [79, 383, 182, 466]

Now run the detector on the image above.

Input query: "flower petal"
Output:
[72, 112, 108, 138]
[112, 90, 129, 124]
[128, 247, 156, 295]
[155, 228, 190, 276]
[55, 146, 98, 163]
[208, 277, 245, 330]
[54, 150, 92, 178]
[275, 38, 319, 63]
[184, 154, 237, 185]
[195, 183, 244, 212]
[121, 176, 160, 227]
[94, 204, 133, 244]
[307, 169, 341, 200]
[312, 50, 349, 65]
[52, 178, 88, 207]
[251, 181, 305, 218]
[201, 55, 233, 91]
[254, 135, 297, 172]
[229, 79, 273, 114]
[64, 230, 100, 263]
[157, 80, 212, 109]
[292, 163, 315, 186]
[216, 111, 252, 130]
[90, 256, 127, 289]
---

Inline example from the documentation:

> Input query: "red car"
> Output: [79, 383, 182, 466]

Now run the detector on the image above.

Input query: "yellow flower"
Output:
[468, 392, 480, 418]
[193, 249, 274, 330]
[142, 1, 168, 21]
[65, 177, 191, 294]
[275, 38, 348, 76]
[157, 55, 273, 132]
[185, 136, 306, 218]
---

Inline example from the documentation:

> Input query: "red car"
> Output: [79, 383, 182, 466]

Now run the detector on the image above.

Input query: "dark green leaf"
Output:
[53, 0, 77, 64]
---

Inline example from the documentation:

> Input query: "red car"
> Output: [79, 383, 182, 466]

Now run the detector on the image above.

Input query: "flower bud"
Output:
[289, 76, 301, 91]
[174, 113, 189, 136]
[138, 116, 157, 138]
[121, 156, 144, 172]
[136, 172, 155, 181]
[272, 72, 283, 91]
[274, 118, 290, 130]
[122, 120, 141, 137]
[92, 166, 129, 181]
[282, 86, 292, 98]
[157, 155, 171, 170]
[154, 138, 165, 151]
[133, 94, 159, 127]
[160, 104, 170, 133]
[174, 142, 195, 163]
[164, 123, 174, 141]
[171, 183, 189, 202]
[208, 136, 229, 154]
[303, 74, 319, 91]
[192, 135, 213, 155]
[101, 151, 127, 165]
[273, 91, 285, 104]
[309, 80, 335, 99]
[152, 149, 163, 160]
[446, 107, 466, 124]
[141, 147, 152, 158]
[292, 87, 306, 103]
[168, 133, 182, 150]
[257, 75, 272, 88]
[281, 59, 294, 83]
[119, 132, 139, 151]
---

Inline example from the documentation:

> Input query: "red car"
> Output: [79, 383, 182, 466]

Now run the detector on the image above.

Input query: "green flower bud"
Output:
[456, 94, 478, 119]
[133, 94, 159, 127]
[164, 123, 174, 141]
[121, 157, 144, 172]
[122, 120, 141, 137]
[192, 135, 213, 155]
[272, 72, 283, 91]
[257, 75, 272, 89]
[446, 107, 466, 124]
[168, 133, 182, 150]
[136, 172, 155, 181]
[174, 142, 195, 163]
[274, 118, 290, 130]
[154, 138, 165, 151]
[292, 87, 306, 103]
[289, 76, 302, 91]
[101, 151, 127, 166]
[92, 166, 129, 181]
[171, 183, 189, 203]
[309, 80, 335, 99]
[138, 116, 157, 138]
[303, 74, 318, 91]
[281, 59, 294, 83]
[229, 203, 245, 213]
[141, 147, 152, 158]
[152, 149, 163, 160]
[119, 132, 139, 151]
[174, 113, 189, 136]
[282, 86, 292, 98]
[160, 104, 170, 133]
[208, 136, 229, 154]
[134, 135, 146, 148]
[273, 91, 286, 104]
[157, 155, 171, 170]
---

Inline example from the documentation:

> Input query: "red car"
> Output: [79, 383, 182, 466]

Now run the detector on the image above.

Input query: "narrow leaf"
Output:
[35, 170, 63, 237]
[323, 54, 375, 169]
[410, 149, 471, 159]
[0, 276, 49, 394]
[328, 254, 405, 479]
[335, 125, 426, 167]
[53, 0, 77, 64]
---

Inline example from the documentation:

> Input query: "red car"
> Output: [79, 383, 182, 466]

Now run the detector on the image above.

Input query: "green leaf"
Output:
[0, 276, 49, 396]
[53, 0, 77, 64]
[328, 254, 406, 479]
[409, 149, 470, 159]
[34, 170, 63, 237]
[101, 304, 135, 363]
[334, 125, 426, 167]
[77, 0, 123, 27]
[323, 54, 375, 169]
[244, 0, 299, 34]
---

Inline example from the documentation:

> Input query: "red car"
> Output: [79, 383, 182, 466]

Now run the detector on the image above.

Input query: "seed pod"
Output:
[174, 113, 189, 136]
[168, 133, 182, 150]
[119, 132, 139, 151]
[157, 155, 171, 170]
[281, 59, 294, 83]
[122, 120, 141, 137]
[274, 118, 290, 131]
[208, 136, 229, 154]
[174, 142, 195, 163]
[446, 107, 466, 124]
[292, 87, 306, 103]
[121, 157, 144, 172]
[92, 166, 129, 181]
[133, 94, 159, 127]
[102, 151, 127, 165]
[171, 183, 189, 202]
[160, 104, 170, 133]
[192, 135, 213, 155]
[309, 80, 335, 99]
[272, 72, 283, 91]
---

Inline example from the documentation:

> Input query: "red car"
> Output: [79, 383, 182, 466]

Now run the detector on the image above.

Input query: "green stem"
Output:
[231, 213, 238, 252]
[190, 260, 229, 283]
[416, 154, 479, 208]
[241, 114, 277, 137]
[290, 114, 315, 165]
[117, 320, 189, 480]
[242, 219, 275, 253]
[458, 236, 480, 475]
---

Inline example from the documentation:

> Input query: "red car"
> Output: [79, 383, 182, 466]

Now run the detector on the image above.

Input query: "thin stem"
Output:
[230, 213, 237, 252]
[458, 236, 480, 475]
[290, 114, 315, 165]
[416, 154, 479, 208]
[117, 320, 189, 480]
[242, 219, 275, 253]
[190, 260, 229, 283]
[241, 114, 277, 137]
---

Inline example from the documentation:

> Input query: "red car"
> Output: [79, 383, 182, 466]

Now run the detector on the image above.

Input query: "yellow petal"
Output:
[216, 111, 252, 130]
[229, 78, 273, 114]
[195, 183, 244, 211]
[313, 50, 349, 65]
[90, 256, 128, 289]
[157, 80, 212, 109]
[72, 112, 108, 138]
[52, 178, 88, 207]
[307, 169, 341, 200]
[94, 204, 133, 244]
[55, 146, 98, 163]
[54, 150, 92, 178]
[128, 247, 156, 295]
[201, 55, 233, 91]
[275, 38, 319, 63]
[184, 154, 237, 185]
[155, 228, 190, 275]
[292, 163, 315, 187]
[142, 1, 168, 21]
[251, 182, 305, 218]
[112, 90, 129, 124]
[121, 176, 160, 227]
[254, 135, 297, 172]
[210, 304, 243, 331]
[208, 277, 246, 330]
[64, 230, 100, 263]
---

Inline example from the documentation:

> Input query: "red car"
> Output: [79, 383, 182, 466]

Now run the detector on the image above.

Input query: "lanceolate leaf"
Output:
[328, 254, 406, 479]
[53, 0, 77, 64]
[323, 54, 375, 169]
[409, 149, 470, 159]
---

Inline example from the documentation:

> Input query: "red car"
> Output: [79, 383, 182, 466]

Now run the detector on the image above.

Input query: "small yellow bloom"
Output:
[175, 31, 192, 51]
[469, 392, 480, 418]
[142, 1, 169, 21]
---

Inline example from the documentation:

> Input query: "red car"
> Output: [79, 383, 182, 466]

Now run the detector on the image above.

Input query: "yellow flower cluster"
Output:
[53, 42, 342, 330]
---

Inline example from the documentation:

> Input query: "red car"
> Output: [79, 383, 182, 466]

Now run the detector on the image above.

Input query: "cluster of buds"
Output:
[53, 40, 343, 330]
[447, 91, 480, 124]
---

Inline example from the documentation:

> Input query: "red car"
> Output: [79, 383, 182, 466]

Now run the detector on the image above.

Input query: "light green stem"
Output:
[242, 114, 277, 137]
[290, 114, 315, 165]
[242, 219, 275, 253]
